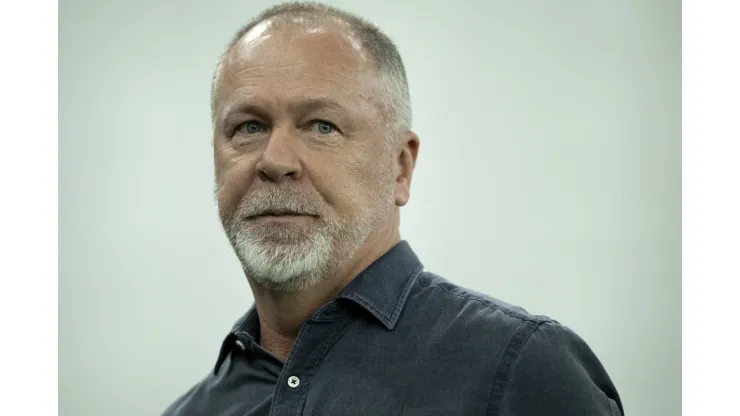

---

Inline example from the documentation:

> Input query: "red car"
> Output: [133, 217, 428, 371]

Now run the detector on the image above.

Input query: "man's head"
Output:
[212, 2, 419, 292]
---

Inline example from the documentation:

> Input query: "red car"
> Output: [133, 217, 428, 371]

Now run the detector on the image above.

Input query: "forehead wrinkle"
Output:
[283, 76, 349, 91]
[221, 76, 358, 109]
[228, 62, 303, 80]
[223, 57, 371, 98]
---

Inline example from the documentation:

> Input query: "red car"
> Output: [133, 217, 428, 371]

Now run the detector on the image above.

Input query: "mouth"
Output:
[246, 210, 316, 220]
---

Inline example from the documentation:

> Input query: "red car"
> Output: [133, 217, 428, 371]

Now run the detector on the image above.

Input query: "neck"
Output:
[247, 218, 401, 361]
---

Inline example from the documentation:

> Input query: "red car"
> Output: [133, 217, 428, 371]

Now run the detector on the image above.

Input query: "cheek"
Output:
[215, 151, 257, 218]
[311, 153, 390, 214]
[306, 158, 359, 213]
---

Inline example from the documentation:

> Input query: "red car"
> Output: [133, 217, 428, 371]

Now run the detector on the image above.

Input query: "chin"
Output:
[226, 209, 377, 290]
[241, 248, 333, 292]
[232, 228, 336, 288]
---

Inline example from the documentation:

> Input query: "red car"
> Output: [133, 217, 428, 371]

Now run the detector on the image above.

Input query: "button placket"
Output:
[270, 309, 350, 415]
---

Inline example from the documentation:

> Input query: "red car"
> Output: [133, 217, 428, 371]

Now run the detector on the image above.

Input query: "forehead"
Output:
[217, 20, 377, 112]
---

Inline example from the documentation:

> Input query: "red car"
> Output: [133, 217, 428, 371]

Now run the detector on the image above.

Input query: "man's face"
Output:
[213, 21, 398, 291]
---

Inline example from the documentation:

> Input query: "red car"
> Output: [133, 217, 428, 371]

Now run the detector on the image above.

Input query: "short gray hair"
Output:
[211, 2, 412, 140]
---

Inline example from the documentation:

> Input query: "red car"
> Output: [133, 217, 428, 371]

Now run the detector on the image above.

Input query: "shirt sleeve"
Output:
[496, 321, 624, 416]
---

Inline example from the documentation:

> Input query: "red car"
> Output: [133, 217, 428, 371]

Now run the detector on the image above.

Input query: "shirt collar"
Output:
[335, 240, 424, 330]
[214, 240, 423, 374]
[214, 306, 259, 375]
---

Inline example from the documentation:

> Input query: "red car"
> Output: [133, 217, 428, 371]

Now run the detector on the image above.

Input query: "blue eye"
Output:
[314, 121, 336, 134]
[237, 121, 266, 134]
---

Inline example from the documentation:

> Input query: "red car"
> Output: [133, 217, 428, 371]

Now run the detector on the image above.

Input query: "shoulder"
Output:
[410, 270, 554, 328]
[493, 319, 624, 414]
[409, 271, 623, 414]
[402, 271, 556, 362]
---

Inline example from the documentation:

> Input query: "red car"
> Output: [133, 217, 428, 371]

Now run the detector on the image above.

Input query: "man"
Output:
[163, 2, 624, 415]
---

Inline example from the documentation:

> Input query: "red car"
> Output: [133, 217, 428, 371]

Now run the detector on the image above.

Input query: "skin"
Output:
[212, 19, 419, 362]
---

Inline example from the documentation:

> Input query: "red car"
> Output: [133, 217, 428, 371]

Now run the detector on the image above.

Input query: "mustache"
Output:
[237, 187, 323, 219]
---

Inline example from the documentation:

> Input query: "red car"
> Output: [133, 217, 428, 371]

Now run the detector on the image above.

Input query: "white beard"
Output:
[221, 175, 394, 292]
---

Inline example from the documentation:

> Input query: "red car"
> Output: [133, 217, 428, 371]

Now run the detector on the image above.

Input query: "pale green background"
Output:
[60, 0, 681, 415]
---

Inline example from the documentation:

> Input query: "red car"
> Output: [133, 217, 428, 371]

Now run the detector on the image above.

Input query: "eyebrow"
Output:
[220, 97, 350, 126]
[220, 102, 271, 126]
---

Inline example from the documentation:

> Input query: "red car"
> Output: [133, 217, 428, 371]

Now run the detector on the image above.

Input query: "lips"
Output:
[246, 210, 314, 219]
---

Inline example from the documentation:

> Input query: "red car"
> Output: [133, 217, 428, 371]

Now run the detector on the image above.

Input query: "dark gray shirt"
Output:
[163, 241, 624, 415]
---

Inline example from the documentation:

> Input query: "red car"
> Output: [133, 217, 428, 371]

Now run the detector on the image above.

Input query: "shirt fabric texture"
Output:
[163, 241, 624, 415]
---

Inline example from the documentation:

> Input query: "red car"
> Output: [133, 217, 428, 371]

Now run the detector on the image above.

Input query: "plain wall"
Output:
[59, 0, 681, 415]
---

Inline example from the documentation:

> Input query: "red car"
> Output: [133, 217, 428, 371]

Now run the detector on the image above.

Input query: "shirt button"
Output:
[287, 375, 300, 388]
[235, 340, 246, 351]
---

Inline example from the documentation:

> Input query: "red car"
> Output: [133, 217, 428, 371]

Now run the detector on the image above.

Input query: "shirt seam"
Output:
[485, 320, 542, 416]
[419, 278, 552, 325]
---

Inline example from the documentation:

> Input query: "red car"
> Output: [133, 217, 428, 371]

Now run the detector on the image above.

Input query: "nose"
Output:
[255, 127, 302, 183]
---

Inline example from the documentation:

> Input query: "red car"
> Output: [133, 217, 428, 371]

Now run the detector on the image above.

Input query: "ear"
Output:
[394, 130, 420, 207]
